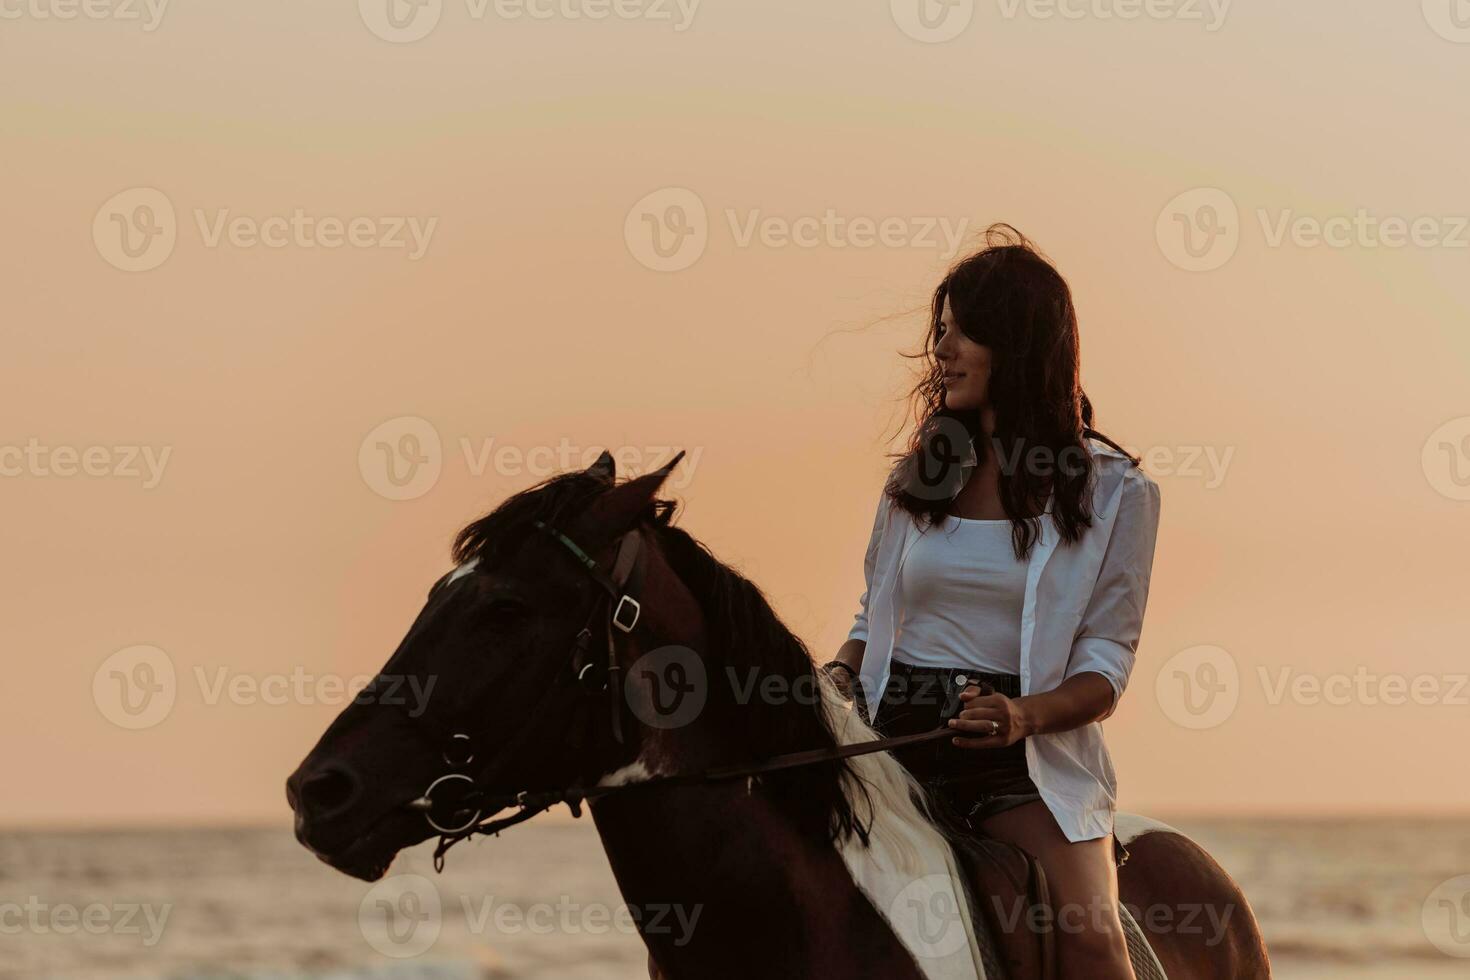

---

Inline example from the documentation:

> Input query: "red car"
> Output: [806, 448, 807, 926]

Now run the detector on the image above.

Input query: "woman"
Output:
[823, 224, 1163, 979]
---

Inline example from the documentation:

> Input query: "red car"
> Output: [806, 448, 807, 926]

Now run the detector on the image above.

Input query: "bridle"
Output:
[399, 516, 647, 866]
[403, 515, 956, 872]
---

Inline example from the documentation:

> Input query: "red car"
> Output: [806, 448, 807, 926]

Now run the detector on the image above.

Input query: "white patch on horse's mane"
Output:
[595, 758, 664, 788]
[446, 557, 480, 585]
[815, 679, 943, 873]
[816, 676, 986, 979]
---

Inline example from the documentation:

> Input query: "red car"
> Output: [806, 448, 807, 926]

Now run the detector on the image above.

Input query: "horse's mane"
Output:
[450, 470, 952, 869]
[450, 468, 615, 568]
[648, 520, 877, 842]
[654, 522, 957, 872]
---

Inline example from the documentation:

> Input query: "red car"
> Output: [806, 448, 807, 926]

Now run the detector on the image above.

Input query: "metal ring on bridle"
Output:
[421, 773, 483, 834]
[442, 733, 474, 767]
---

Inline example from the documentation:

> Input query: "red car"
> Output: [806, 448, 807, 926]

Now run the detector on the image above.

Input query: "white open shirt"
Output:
[847, 438, 1163, 843]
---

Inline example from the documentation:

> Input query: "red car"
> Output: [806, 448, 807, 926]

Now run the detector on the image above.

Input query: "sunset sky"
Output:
[3, 2, 1468, 827]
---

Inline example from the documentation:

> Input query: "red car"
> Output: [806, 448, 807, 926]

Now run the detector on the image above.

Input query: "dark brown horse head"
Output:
[285, 449, 692, 880]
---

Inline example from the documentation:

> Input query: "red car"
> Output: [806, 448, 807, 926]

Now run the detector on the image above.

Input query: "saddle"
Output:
[935, 803, 1058, 980]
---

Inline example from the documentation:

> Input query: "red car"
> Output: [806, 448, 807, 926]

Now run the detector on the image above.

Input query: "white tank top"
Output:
[890, 514, 1028, 674]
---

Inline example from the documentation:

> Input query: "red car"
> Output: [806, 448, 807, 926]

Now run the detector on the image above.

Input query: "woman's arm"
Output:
[1063, 468, 1163, 720]
[832, 637, 866, 673]
[823, 487, 889, 696]
[950, 671, 1113, 747]
[951, 467, 1163, 746]
[1018, 672, 1116, 733]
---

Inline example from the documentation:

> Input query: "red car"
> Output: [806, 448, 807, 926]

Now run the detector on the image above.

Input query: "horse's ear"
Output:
[576, 450, 686, 540]
[586, 450, 616, 484]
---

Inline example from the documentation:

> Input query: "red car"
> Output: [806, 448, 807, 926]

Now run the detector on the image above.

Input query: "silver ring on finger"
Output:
[989, 720, 999, 734]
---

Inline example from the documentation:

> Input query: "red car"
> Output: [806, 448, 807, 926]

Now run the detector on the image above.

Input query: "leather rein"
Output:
[406, 517, 954, 872]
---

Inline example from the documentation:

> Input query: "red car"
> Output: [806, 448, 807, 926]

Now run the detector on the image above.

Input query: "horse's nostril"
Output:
[298, 764, 362, 820]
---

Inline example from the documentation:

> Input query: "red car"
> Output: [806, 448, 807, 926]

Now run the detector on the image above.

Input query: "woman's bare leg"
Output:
[979, 801, 1136, 979]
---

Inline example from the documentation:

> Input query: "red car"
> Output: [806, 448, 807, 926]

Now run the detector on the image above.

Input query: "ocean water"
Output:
[2, 816, 1468, 979]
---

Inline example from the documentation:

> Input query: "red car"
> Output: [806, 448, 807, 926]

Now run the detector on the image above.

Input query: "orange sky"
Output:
[3, 3, 1469, 827]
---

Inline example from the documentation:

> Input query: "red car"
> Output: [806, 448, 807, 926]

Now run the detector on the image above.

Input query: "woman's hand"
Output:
[820, 660, 857, 701]
[949, 684, 1033, 749]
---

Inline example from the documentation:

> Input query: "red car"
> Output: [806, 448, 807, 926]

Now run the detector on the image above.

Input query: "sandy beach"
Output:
[4, 815, 1468, 978]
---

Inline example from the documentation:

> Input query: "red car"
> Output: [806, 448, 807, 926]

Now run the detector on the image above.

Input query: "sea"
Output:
[2, 816, 1468, 979]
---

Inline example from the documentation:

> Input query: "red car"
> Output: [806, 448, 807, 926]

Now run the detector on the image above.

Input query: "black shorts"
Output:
[858, 659, 1043, 829]
[857, 658, 1131, 868]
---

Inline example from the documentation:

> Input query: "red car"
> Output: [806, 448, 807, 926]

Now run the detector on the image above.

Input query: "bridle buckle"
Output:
[611, 594, 640, 633]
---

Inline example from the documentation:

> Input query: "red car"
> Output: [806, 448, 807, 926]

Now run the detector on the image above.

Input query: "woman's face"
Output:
[934, 294, 992, 412]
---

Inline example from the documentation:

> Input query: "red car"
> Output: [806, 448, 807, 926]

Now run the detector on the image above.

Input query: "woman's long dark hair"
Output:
[886, 223, 1138, 559]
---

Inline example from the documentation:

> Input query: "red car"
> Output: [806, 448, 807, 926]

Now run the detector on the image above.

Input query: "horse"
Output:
[286, 450, 1271, 979]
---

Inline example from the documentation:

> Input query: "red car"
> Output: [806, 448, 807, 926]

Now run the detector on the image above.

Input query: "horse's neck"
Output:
[588, 781, 928, 980]
[588, 779, 832, 925]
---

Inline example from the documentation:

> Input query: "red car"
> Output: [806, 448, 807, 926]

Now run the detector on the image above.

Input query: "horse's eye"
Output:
[481, 598, 529, 627]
